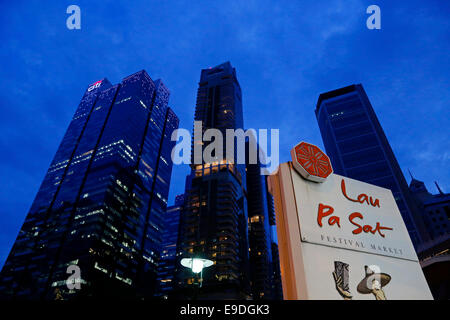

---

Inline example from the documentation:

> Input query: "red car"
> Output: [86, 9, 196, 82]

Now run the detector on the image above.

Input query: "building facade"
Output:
[245, 141, 283, 300]
[0, 70, 179, 300]
[175, 62, 251, 299]
[409, 179, 450, 240]
[409, 178, 450, 300]
[270, 240, 283, 300]
[157, 194, 185, 297]
[315, 84, 430, 248]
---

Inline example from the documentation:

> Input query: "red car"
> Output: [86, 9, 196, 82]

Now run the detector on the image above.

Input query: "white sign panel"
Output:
[291, 170, 418, 261]
[268, 159, 433, 300]
[301, 242, 432, 300]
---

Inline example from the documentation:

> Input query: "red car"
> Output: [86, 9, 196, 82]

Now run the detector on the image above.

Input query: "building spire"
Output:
[435, 181, 444, 195]
[408, 169, 414, 180]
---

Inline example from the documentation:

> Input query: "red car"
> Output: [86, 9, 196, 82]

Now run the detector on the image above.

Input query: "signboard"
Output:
[292, 173, 417, 261]
[87, 80, 102, 92]
[290, 141, 333, 182]
[268, 142, 433, 300]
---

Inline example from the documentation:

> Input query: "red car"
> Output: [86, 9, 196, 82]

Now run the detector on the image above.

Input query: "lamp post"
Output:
[180, 257, 213, 299]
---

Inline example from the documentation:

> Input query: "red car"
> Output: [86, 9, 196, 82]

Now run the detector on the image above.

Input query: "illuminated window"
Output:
[250, 215, 262, 223]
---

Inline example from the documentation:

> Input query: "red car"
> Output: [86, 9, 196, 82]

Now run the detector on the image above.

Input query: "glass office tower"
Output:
[156, 194, 184, 297]
[315, 84, 429, 248]
[175, 62, 251, 299]
[0, 70, 179, 300]
[245, 141, 282, 300]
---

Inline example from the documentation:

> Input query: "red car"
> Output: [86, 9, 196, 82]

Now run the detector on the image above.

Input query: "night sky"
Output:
[0, 0, 449, 268]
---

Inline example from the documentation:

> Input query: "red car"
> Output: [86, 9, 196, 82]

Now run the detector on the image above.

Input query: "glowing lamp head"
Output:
[181, 257, 214, 274]
[192, 259, 203, 273]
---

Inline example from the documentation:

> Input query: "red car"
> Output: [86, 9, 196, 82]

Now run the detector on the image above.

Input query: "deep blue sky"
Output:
[0, 1, 449, 268]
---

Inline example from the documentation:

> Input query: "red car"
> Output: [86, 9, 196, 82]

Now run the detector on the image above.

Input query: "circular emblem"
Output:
[290, 141, 333, 182]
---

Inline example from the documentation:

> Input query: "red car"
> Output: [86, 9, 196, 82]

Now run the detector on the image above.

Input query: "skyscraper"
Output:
[157, 194, 185, 297]
[270, 240, 283, 300]
[0, 70, 179, 300]
[315, 84, 430, 248]
[175, 62, 251, 299]
[245, 141, 282, 299]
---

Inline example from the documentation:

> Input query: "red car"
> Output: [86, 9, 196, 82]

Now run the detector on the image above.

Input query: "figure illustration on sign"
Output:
[332, 261, 352, 300]
[357, 265, 391, 300]
[333, 262, 391, 300]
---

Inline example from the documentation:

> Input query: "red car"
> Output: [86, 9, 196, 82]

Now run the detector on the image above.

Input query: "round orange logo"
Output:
[290, 141, 333, 182]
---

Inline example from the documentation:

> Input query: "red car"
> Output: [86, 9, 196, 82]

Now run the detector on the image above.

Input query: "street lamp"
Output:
[180, 257, 213, 299]
[181, 257, 214, 274]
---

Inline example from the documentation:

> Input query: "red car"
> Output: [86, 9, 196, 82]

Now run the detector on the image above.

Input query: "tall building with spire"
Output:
[409, 177, 450, 240]
[409, 177, 450, 300]
[315, 84, 430, 248]
[0, 71, 179, 300]
[175, 62, 251, 299]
